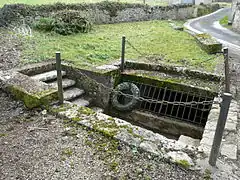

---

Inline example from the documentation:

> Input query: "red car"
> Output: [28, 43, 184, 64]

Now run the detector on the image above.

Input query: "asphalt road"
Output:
[188, 8, 240, 49]
[186, 8, 240, 97]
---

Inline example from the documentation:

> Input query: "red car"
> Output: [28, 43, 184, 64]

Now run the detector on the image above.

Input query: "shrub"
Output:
[32, 10, 92, 35]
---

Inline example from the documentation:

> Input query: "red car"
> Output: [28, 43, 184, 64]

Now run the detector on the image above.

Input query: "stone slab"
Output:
[178, 135, 200, 147]
[70, 98, 90, 107]
[63, 87, 85, 101]
[48, 78, 75, 89]
[221, 144, 237, 160]
[31, 70, 66, 82]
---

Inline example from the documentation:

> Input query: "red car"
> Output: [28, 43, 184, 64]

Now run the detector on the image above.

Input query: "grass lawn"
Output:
[21, 20, 220, 72]
[0, 0, 168, 7]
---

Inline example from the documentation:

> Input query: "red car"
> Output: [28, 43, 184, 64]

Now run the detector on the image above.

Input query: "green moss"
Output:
[204, 169, 212, 180]
[195, 33, 222, 54]
[121, 74, 217, 97]
[61, 148, 73, 156]
[0, 133, 7, 137]
[109, 161, 119, 171]
[77, 106, 95, 115]
[92, 119, 119, 138]
[8, 85, 41, 109]
[176, 160, 191, 169]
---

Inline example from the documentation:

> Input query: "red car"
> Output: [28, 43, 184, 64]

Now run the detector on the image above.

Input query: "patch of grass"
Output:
[219, 15, 232, 29]
[21, 20, 220, 72]
[220, 16, 228, 26]
[0, 0, 168, 7]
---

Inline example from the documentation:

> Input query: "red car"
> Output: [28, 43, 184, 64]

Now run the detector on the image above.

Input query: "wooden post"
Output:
[56, 52, 64, 104]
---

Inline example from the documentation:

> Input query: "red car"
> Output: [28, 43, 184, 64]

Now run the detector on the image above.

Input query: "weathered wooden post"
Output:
[120, 35, 126, 72]
[209, 93, 232, 166]
[56, 52, 64, 104]
[223, 48, 230, 93]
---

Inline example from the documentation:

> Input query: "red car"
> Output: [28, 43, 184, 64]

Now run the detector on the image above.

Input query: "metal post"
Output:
[56, 52, 64, 104]
[223, 48, 230, 93]
[209, 93, 232, 166]
[120, 36, 126, 73]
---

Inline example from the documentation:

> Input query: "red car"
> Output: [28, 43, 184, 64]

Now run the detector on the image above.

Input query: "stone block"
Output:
[200, 137, 214, 146]
[178, 135, 200, 147]
[204, 121, 217, 131]
[224, 122, 237, 132]
[227, 112, 238, 122]
[166, 151, 194, 166]
[139, 141, 161, 155]
[194, 33, 222, 54]
[221, 144, 237, 160]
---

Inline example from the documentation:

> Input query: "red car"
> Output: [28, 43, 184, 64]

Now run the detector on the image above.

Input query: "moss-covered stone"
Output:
[194, 33, 222, 54]
[8, 85, 57, 109]
[176, 159, 191, 169]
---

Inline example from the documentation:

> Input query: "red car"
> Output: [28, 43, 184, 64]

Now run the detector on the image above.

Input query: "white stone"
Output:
[63, 88, 85, 101]
[204, 121, 217, 131]
[48, 78, 75, 89]
[96, 65, 118, 70]
[202, 130, 215, 139]
[227, 112, 238, 122]
[31, 70, 66, 82]
[221, 144, 237, 160]
[71, 98, 90, 107]
[166, 151, 194, 166]
[198, 144, 211, 155]
[178, 135, 200, 147]
[225, 122, 237, 132]
[91, 107, 104, 113]
[200, 137, 214, 146]
[139, 141, 160, 155]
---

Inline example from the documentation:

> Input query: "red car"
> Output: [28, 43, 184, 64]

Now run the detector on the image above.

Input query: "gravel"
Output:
[0, 90, 204, 180]
[0, 28, 23, 71]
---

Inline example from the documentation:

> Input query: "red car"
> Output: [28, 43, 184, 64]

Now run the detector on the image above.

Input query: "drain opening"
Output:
[115, 81, 214, 127]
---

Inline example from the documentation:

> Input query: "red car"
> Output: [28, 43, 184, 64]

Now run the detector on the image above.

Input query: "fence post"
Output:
[120, 35, 126, 73]
[223, 48, 230, 93]
[209, 93, 232, 166]
[56, 52, 64, 104]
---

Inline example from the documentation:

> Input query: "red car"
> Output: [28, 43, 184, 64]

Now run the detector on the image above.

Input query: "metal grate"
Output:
[126, 81, 214, 127]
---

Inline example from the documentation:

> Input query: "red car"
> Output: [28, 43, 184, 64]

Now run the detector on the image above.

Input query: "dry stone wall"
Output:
[0, 2, 218, 27]
[233, 2, 240, 32]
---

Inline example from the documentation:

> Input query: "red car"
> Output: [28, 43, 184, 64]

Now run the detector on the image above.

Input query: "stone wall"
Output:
[0, 2, 219, 27]
[232, 0, 240, 32]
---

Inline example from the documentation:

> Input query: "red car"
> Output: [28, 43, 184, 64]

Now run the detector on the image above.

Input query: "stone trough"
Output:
[0, 60, 238, 170]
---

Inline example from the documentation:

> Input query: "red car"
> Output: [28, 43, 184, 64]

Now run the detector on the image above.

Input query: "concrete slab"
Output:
[31, 70, 66, 82]
[63, 87, 85, 101]
[221, 144, 237, 160]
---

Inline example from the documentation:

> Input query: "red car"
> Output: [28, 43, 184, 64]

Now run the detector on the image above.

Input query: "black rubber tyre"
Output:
[111, 82, 140, 111]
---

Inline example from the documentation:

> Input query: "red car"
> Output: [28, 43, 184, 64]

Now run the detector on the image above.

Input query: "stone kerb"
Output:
[199, 98, 239, 160]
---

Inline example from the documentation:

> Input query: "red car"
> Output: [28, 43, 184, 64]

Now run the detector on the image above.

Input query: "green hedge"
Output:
[33, 10, 92, 35]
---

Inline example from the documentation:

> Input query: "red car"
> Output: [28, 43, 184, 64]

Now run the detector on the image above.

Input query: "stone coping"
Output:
[124, 60, 223, 82]
[51, 103, 208, 169]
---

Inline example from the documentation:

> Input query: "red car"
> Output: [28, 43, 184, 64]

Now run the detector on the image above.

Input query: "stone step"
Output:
[70, 98, 90, 107]
[63, 87, 85, 101]
[48, 78, 76, 89]
[31, 70, 66, 82]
